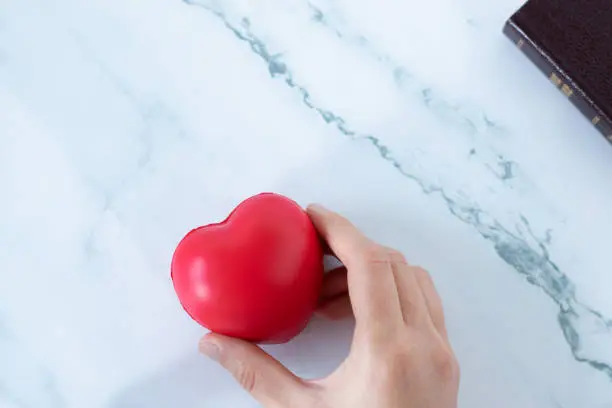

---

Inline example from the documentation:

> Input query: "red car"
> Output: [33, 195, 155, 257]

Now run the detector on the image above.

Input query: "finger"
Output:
[413, 267, 449, 341]
[383, 248, 429, 327]
[199, 334, 311, 406]
[307, 204, 370, 266]
[307, 204, 402, 326]
[316, 295, 353, 320]
[319, 266, 348, 302]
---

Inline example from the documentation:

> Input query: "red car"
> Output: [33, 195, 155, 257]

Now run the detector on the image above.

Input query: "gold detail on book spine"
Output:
[592, 116, 601, 125]
[549, 73, 574, 97]
[517, 39, 525, 48]
[549, 73, 562, 87]
[561, 84, 573, 97]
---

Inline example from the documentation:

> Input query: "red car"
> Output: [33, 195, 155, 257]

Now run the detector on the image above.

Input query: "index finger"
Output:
[306, 204, 402, 327]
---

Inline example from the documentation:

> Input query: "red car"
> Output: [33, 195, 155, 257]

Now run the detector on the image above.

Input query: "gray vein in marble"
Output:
[307, 3, 503, 133]
[488, 156, 517, 180]
[72, 35, 153, 172]
[308, 2, 521, 185]
[471, 149, 517, 180]
[71, 36, 191, 258]
[183, 0, 612, 380]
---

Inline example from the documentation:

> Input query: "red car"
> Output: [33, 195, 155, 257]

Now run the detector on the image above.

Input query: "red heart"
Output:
[171, 193, 324, 344]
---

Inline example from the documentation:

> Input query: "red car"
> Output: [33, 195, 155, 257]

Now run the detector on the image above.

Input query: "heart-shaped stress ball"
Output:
[171, 193, 324, 344]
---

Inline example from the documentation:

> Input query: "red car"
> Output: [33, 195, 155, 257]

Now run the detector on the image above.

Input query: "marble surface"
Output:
[1, 0, 612, 407]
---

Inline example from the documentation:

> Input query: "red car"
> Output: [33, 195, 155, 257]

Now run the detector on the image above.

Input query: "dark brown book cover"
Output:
[504, 0, 612, 143]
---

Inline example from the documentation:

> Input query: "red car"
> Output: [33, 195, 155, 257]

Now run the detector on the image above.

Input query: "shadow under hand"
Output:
[262, 315, 355, 380]
[106, 351, 253, 408]
[106, 317, 354, 408]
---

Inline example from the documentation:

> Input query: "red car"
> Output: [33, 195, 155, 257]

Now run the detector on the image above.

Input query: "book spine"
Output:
[503, 19, 612, 144]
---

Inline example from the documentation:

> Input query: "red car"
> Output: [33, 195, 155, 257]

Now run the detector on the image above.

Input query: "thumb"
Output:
[199, 333, 311, 407]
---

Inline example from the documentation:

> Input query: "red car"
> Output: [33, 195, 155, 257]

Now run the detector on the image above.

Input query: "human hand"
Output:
[198, 204, 460, 408]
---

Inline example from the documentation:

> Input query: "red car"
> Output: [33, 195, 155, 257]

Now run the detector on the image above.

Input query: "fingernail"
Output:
[199, 337, 221, 362]
[308, 203, 328, 213]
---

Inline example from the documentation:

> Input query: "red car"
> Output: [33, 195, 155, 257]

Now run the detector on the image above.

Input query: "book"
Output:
[503, 0, 612, 144]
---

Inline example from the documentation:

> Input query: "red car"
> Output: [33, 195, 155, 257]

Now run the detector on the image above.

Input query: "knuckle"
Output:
[414, 266, 432, 281]
[360, 243, 390, 265]
[234, 363, 259, 393]
[430, 346, 460, 382]
[385, 248, 407, 264]
[415, 267, 438, 289]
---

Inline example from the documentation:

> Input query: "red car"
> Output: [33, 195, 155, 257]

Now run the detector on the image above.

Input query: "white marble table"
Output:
[1, 0, 612, 407]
